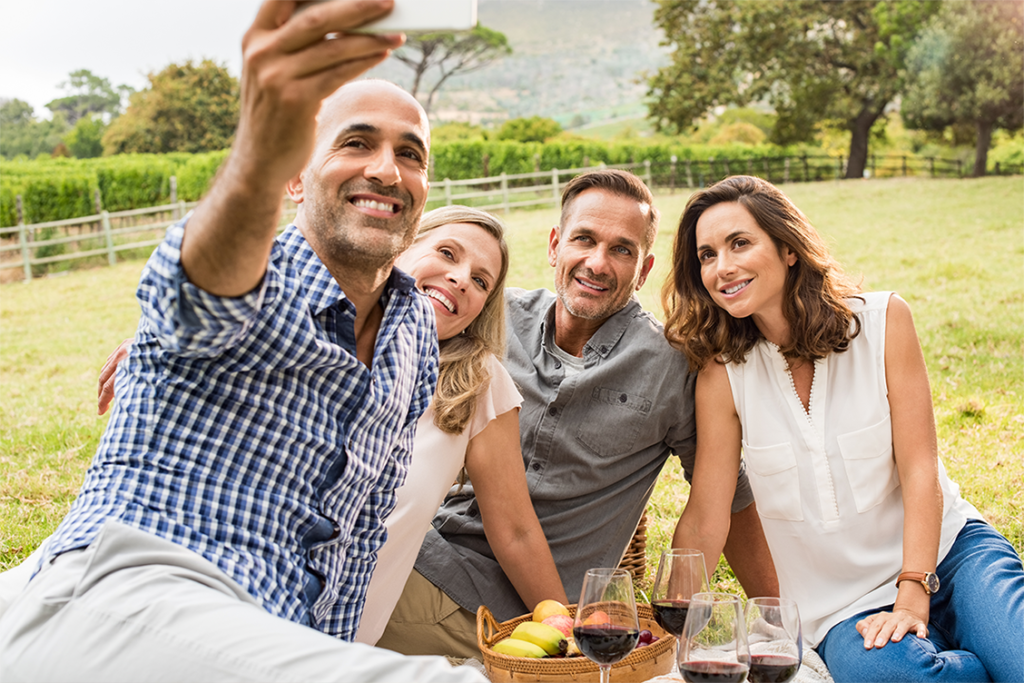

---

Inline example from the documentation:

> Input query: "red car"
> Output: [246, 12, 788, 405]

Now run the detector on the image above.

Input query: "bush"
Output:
[92, 155, 177, 211]
[176, 150, 230, 201]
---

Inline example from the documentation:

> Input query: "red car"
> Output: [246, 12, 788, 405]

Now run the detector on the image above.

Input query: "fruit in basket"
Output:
[511, 621, 568, 656]
[583, 609, 611, 626]
[532, 599, 570, 623]
[566, 636, 582, 657]
[542, 613, 573, 637]
[492, 637, 548, 658]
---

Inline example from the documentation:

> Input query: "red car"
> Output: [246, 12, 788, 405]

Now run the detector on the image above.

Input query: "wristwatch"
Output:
[896, 571, 940, 595]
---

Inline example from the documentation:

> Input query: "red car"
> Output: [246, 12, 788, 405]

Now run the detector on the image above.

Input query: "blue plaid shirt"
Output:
[44, 221, 438, 640]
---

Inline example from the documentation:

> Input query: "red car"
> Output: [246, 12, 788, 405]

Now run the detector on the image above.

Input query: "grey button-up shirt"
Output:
[415, 287, 753, 621]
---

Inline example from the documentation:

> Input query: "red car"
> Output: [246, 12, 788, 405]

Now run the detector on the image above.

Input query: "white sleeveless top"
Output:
[355, 354, 523, 644]
[725, 292, 981, 646]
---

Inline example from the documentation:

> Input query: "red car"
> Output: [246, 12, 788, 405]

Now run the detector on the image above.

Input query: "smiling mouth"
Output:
[424, 288, 457, 313]
[351, 197, 399, 214]
[575, 277, 609, 293]
[722, 280, 750, 295]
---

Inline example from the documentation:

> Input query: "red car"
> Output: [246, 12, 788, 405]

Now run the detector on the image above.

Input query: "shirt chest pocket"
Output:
[742, 441, 803, 521]
[837, 415, 899, 513]
[575, 387, 652, 457]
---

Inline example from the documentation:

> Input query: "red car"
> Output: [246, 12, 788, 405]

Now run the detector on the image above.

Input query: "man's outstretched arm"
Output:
[180, 0, 402, 297]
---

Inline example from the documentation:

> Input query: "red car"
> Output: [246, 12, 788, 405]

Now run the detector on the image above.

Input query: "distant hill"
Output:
[366, 0, 668, 128]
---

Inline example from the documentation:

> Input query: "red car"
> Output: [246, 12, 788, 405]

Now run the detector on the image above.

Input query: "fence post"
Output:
[17, 194, 31, 282]
[784, 158, 791, 184]
[902, 156, 907, 177]
[802, 155, 809, 182]
[763, 159, 770, 182]
[533, 153, 541, 173]
[644, 159, 652, 188]
[994, 162, 1001, 175]
[551, 168, 560, 205]
[500, 173, 509, 214]
[444, 178, 453, 206]
[723, 158, 731, 177]
[170, 176, 179, 219]
[837, 156, 843, 180]
[93, 188, 103, 214]
[583, 155, 590, 169]
[482, 153, 490, 178]
[957, 159, 963, 177]
[669, 156, 677, 193]
[685, 159, 693, 188]
[929, 157, 935, 177]
[746, 159, 753, 176]
[101, 210, 116, 266]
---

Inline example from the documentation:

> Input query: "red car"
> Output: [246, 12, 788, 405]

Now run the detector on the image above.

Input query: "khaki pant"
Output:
[0, 522, 485, 683]
[376, 569, 481, 660]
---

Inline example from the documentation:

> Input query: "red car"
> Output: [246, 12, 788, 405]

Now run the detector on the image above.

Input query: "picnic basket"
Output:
[476, 602, 676, 683]
[617, 511, 648, 582]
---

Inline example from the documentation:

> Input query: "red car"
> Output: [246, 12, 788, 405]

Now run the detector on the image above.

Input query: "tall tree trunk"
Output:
[974, 119, 993, 177]
[845, 106, 882, 179]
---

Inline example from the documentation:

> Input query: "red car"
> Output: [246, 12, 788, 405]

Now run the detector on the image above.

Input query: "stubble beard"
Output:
[555, 266, 631, 321]
[303, 178, 419, 272]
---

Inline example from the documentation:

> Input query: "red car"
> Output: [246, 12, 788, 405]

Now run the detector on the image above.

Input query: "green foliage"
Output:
[394, 24, 512, 116]
[92, 156, 177, 211]
[45, 69, 132, 126]
[902, 1, 1024, 175]
[0, 99, 71, 159]
[647, 0, 941, 177]
[176, 150, 231, 201]
[102, 60, 239, 155]
[496, 116, 563, 143]
[12, 170, 98, 224]
[430, 122, 488, 142]
[64, 115, 107, 159]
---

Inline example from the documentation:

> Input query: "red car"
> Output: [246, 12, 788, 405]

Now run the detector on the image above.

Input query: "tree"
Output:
[647, 1, 940, 178]
[102, 60, 239, 155]
[45, 69, 132, 126]
[64, 114, 107, 158]
[0, 98, 70, 159]
[902, 2, 1024, 177]
[393, 26, 512, 117]
[496, 116, 562, 143]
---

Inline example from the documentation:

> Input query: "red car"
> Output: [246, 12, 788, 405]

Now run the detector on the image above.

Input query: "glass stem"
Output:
[599, 664, 611, 683]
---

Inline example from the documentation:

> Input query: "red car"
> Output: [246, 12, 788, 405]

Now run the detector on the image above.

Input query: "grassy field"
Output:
[2, 177, 1022, 599]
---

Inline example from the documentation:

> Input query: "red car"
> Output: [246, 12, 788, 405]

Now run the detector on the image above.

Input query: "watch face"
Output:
[925, 573, 940, 593]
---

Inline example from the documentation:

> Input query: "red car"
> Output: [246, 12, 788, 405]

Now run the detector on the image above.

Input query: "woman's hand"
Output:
[855, 608, 928, 649]
[97, 339, 132, 415]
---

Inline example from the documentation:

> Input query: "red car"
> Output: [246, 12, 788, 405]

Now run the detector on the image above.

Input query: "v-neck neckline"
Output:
[765, 341, 825, 428]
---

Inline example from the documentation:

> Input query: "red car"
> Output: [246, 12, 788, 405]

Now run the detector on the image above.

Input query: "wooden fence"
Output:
[3, 154, 1019, 283]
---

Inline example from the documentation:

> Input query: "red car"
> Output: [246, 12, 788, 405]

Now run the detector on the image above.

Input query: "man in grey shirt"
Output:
[377, 169, 778, 659]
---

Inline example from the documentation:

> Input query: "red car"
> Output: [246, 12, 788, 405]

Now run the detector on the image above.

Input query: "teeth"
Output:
[352, 198, 397, 213]
[724, 281, 749, 295]
[425, 289, 455, 313]
[577, 279, 607, 292]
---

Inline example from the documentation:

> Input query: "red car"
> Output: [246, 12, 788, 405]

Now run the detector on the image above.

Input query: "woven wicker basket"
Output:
[617, 511, 648, 581]
[477, 603, 676, 683]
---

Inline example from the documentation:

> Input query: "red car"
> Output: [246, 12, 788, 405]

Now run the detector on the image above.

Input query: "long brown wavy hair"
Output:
[662, 176, 862, 371]
[414, 206, 510, 435]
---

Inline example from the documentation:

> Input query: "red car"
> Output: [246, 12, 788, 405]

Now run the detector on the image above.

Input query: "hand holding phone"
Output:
[294, 0, 477, 33]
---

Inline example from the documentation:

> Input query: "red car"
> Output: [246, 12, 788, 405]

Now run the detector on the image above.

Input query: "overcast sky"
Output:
[2, 1, 266, 116]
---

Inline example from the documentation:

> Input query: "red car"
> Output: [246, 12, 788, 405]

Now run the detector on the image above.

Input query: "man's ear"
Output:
[547, 226, 560, 267]
[286, 172, 305, 204]
[636, 253, 656, 290]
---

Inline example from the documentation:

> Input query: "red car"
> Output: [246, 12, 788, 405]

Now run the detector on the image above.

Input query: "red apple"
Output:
[542, 614, 573, 638]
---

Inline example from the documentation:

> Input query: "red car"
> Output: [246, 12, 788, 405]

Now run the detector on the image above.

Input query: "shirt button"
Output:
[619, 393, 627, 403]
[600, 345, 608, 354]
[531, 462, 541, 471]
[554, 361, 561, 369]
[548, 407, 557, 417]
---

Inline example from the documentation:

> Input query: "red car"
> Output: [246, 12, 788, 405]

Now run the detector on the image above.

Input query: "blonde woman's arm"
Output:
[856, 294, 942, 650]
[672, 361, 743, 582]
[466, 408, 568, 609]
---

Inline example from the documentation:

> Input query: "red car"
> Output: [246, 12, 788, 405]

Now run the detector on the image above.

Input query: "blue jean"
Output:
[816, 520, 1024, 683]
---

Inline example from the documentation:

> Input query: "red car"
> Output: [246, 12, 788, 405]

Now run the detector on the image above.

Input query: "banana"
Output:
[566, 636, 582, 657]
[492, 637, 548, 658]
[511, 621, 568, 656]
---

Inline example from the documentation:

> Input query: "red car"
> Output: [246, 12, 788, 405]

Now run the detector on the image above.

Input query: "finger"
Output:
[873, 620, 898, 649]
[294, 50, 395, 100]
[274, 31, 402, 82]
[277, 0, 395, 53]
[251, 0, 302, 32]
[98, 375, 116, 415]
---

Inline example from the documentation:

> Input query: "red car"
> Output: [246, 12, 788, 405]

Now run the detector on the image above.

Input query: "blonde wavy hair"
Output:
[662, 175, 862, 371]
[414, 206, 510, 435]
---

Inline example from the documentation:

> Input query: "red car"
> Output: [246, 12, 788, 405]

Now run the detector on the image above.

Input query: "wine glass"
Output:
[572, 568, 640, 683]
[650, 548, 709, 673]
[744, 597, 802, 683]
[678, 592, 750, 683]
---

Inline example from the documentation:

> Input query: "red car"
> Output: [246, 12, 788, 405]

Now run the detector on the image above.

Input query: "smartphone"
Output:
[293, 0, 478, 33]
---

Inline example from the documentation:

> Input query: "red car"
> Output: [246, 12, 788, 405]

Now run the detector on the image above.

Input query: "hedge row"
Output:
[1, 140, 800, 226]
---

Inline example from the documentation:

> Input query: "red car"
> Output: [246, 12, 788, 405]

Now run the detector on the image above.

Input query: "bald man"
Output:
[0, 2, 485, 681]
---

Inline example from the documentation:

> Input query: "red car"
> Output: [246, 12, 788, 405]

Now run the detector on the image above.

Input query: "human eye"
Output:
[398, 147, 425, 165]
[473, 276, 489, 291]
[340, 137, 368, 150]
[613, 245, 633, 256]
[698, 249, 715, 263]
[733, 237, 750, 249]
[439, 247, 455, 260]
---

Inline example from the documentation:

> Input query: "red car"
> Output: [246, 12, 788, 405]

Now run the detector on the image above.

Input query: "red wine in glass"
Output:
[572, 625, 640, 665]
[679, 660, 750, 683]
[651, 598, 690, 638]
[748, 654, 800, 683]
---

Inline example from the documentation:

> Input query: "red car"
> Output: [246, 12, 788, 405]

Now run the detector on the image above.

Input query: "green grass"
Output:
[2, 178, 1022, 600]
